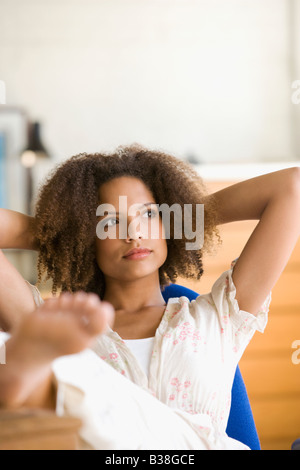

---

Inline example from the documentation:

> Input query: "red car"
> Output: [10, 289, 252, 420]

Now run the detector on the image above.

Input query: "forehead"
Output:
[98, 176, 155, 206]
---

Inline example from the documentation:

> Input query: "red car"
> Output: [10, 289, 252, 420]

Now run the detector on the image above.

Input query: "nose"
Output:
[125, 217, 144, 243]
[125, 232, 143, 243]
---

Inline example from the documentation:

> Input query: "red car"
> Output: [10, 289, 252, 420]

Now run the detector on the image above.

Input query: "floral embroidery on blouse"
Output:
[168, 377, 195, 414]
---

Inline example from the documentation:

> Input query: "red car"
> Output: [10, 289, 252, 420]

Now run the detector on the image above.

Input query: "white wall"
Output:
[0, 0, 299, 173]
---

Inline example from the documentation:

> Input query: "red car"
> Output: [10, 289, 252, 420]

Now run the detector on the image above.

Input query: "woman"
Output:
[0, 144, 299, 449]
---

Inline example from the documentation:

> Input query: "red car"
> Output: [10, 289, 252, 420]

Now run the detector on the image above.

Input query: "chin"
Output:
[118, 265, 160, 281]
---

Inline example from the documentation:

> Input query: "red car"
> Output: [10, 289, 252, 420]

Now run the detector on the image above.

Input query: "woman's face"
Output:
[95, 176, 168, 283]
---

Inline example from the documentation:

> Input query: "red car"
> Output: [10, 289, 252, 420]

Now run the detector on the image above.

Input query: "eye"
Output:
[142, 208, 158, 219]
[106, 217, 118, 227]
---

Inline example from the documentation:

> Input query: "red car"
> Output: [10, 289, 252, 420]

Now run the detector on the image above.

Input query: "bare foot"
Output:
[0, 292, 114, 409]
[13, 291, 115, 363]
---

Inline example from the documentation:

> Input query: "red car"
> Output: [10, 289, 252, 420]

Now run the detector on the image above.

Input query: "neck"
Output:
[103, 271, 166, 313]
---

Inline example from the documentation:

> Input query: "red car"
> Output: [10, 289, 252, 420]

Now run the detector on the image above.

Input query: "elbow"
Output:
[283, 167, 300, 197]
[289, 166, 300, 188]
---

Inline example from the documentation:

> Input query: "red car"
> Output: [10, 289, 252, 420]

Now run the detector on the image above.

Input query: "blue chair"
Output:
[161, 283, 261, 450]
[292, 439, 300, 450]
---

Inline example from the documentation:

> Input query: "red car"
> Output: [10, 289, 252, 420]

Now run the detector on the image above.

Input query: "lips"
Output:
[123, 248, 152, 258]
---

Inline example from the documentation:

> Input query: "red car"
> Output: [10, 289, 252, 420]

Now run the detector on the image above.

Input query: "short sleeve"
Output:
[203, 259, 272, 360]
[25, 280, 44, 307]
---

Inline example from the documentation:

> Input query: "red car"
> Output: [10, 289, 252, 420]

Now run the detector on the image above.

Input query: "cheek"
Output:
[155, 224, 168, 265]
[160, 239, 168, 265]
[146, 215, 166, 243]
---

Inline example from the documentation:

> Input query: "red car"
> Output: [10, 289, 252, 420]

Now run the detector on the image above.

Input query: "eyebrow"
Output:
[101, 202, 157, 216]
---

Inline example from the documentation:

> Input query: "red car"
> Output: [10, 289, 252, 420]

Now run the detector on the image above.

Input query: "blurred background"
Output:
[0, 0, 300, 200]
[2, 0, 300, 274]
[0, 0, 300, 450]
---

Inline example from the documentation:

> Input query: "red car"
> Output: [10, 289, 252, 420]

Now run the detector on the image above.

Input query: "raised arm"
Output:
[0, 209, 39, 331]
[0, 208, 37, 250]
[205, 167, 300, 316]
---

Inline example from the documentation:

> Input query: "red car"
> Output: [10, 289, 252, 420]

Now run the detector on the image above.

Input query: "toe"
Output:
[80, 297, 114, 335]
[64, 291, 89, 313]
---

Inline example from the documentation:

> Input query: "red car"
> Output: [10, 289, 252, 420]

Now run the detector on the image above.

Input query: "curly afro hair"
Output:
[33, 144, 220, 299]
